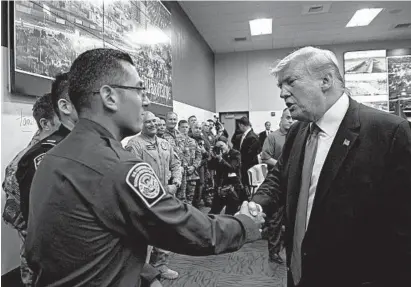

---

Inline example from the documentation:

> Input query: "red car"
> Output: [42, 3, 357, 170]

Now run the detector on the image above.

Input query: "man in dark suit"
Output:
[258, 121, 272, 147]
[237, 117, 261, 187]
[249, 46, 411, 287]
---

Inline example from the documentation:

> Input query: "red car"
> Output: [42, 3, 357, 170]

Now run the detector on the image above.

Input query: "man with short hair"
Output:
[188, 115, 197, 137]
[2, 93, 60, 287]
[17, 73, 78, 225]
[202, 121, 216, 146]
[126, 111, 182, 280]
[156, 117, 166, 138]
[260, 108, 294, 265]
[178, 120, 201, 204]
[25, 48, 265, 287]
[261, 108, 294, 167]
[258, 121, 272, 148]
[237, 117, 260, 187]
[250, 46, 411, 287]
[207, 119, 216, 136]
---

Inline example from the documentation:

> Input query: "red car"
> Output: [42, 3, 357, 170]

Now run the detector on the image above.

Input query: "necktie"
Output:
[291, 123, 321, 285]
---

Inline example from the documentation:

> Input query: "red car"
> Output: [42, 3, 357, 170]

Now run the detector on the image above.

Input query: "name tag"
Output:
[228, 173, 237, 178]
[146, 144, 156, 150]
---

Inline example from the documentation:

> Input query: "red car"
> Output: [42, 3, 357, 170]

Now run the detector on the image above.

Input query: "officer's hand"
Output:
[167, 185, 177, 195]
[236, 201, 265, 226]
[150, 279, 163, 287]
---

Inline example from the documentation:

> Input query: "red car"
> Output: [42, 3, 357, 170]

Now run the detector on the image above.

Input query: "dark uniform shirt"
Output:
[25, 119, 261, 287]
[16, 124, 71, 223]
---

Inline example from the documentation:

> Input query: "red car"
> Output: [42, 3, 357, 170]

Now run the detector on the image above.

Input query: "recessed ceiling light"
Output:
[346, 8, 383, 27]
[249, 18, 272, 36]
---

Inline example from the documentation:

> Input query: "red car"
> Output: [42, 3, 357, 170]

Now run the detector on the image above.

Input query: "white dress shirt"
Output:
[306, 93, 349, 228]
[240, 127, 252, 149]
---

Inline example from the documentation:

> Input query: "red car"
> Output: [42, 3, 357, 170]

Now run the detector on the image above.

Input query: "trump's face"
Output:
[277, 62, 328, 122]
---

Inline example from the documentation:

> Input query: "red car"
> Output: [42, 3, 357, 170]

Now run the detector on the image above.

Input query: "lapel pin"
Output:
[343, 139, 350, 146]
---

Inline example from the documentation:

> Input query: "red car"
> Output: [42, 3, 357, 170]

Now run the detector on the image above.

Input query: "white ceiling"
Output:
[179, 1, 411, 53]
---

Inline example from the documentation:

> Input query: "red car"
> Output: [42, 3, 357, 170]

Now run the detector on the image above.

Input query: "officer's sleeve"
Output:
[169, 146, 182, 185]
[103, 161, 261, 256]
[125, 139, 143, 159]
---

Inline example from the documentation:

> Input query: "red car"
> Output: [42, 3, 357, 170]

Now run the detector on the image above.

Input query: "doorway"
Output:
[218, 111, 249, 143]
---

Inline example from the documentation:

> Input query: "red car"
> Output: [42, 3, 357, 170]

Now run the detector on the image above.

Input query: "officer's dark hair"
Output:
[265, 121, 270, 125]
[238, 116, 251, 127]
[207, 119, 214, 124]
[68, 48, 134, 114]
[158, 116, 166, 122]
[32, 93, 56, 130]
[51, 72, 70, 119]
[188, 115, 196, 121]
[178, 120, 188, 127]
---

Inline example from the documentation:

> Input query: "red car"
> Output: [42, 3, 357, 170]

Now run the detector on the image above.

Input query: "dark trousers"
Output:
[209, 184, 245, 215]
[263, 206, 285, 260]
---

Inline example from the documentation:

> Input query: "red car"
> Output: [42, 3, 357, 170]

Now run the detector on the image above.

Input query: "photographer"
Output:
[208, 137, 246, 215]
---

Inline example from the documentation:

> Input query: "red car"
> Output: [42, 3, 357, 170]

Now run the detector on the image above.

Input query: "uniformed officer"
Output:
[126, 111, 182, 280]
[156, 117, 167, 139]
[178, 120, 201, 204]
[25, 48, 265, 287]
[16, 73, 78, 224]
[2, 93, 60, 287]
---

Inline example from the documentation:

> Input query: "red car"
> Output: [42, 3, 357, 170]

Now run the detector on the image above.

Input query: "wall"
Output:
[165, 1, 216, 113]
[215, 39, 411, 134]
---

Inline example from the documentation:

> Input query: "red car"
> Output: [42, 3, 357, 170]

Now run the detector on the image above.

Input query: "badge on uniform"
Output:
[146, 144, 156, 151]
[160, 141, 168, 151]
[126, 162, 166, 208]
[33, 153, 46, 170]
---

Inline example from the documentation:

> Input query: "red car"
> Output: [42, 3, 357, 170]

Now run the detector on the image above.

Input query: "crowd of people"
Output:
[2, 46, 411, 287]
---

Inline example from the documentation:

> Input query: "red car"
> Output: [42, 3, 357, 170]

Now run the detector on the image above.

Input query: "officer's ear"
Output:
[39, 118, 51, 131]
[58, 99, 75, 117]
[99, 85, 118, 112]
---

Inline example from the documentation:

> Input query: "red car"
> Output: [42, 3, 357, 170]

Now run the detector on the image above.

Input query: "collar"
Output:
[243, 127, 252, 137]
[315, 93, 349, 137]
[75, 118, 116, 140]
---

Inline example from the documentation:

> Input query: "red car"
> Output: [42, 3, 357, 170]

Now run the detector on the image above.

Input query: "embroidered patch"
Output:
[126, 162, 166, 208]
[160, 141, 168, 151]
[33, 153, 46, 170]
[146, 144, 156, 151]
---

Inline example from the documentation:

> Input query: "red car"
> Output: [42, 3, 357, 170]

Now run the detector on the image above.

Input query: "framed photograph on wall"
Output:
[10, 0, 173, 108]
[387, 55, 411, 113]
[344, 50, 389, 112]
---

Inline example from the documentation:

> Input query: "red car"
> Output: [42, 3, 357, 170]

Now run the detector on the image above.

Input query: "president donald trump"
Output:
[249, 47, 411, 287]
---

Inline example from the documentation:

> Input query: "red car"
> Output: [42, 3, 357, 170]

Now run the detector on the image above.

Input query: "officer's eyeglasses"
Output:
[93, 84, 146, 94]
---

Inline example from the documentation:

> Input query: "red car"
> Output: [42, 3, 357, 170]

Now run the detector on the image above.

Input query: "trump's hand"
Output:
[236, 201, 265, 227]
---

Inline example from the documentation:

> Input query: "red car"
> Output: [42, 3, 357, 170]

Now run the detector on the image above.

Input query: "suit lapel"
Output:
[311, 98, 361, 211]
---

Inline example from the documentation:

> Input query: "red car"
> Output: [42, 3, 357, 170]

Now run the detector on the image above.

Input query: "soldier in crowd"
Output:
[178, 120, 202, 204]
[188, 115, 197, 137]
[202, 121, 216, 146]
[190, 121, 212, 208]
[156, 116, 167, 138]
[25, 48, 264, 287]
[2, 94, 60, 287]
[126, 111, 182, 280]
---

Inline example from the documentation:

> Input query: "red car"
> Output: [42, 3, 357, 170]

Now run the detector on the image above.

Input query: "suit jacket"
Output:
[252, 99, 411, 287]
[258, 130, 271, 147]
[239, 129, 261, 185]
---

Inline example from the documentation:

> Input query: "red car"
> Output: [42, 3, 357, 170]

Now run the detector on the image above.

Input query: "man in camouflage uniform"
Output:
[178, 120, 201, 204]
[126, 111, 182, 280]
[2, 94, 60, 286]
[162, 112, 186, 199]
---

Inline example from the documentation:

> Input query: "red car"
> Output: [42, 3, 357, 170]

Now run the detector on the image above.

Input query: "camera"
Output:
[213, 145, 222, 155]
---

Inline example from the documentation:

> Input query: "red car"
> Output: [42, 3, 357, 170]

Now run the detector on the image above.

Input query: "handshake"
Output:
[235, 201, 266, 229]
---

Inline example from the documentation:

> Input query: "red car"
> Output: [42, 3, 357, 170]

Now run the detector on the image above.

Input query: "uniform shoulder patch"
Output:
[126, 162, 166, 208]
[33, 153, 46, 170]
